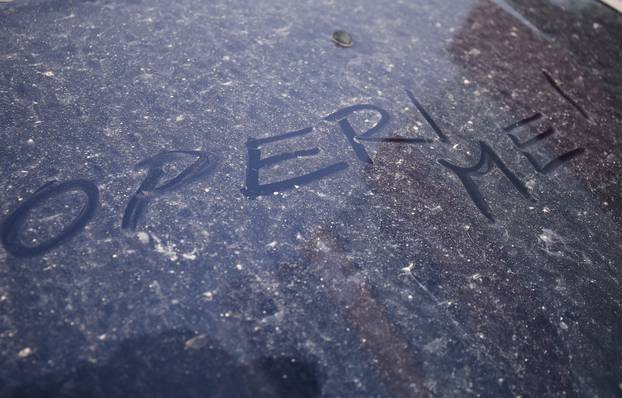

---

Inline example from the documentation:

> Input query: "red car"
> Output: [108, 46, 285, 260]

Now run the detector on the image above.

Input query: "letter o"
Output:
[1, 179, 99, 257]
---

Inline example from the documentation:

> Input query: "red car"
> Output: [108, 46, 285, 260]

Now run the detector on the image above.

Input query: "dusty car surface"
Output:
[1, 0, 622, 396]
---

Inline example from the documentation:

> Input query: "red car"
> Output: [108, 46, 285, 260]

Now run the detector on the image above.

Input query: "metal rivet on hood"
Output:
[332, 30, 353, 47]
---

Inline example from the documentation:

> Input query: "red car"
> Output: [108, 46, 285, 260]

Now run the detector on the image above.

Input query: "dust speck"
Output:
[185, 334, 209, 350]
[137, 231, 150, 244]
[18, 347, 33, 358]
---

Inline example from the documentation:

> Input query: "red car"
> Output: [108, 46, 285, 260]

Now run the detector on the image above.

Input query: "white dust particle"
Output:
[137, 231, 150, 244]
[400, 262, 415, 276]
[539, 228, 558, 244]
[182, 250, 197, 260]
[18, 347, 33, 358]
[424, 337, 446, 354]
[152, 235, 178, 261]
[184, 334, 209, 350]
[470, 273, 482, 281]
[315, 239, 330, 253]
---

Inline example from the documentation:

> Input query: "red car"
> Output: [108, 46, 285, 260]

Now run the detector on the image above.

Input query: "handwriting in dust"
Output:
[1, 70, 589, 257]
